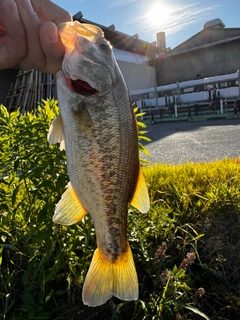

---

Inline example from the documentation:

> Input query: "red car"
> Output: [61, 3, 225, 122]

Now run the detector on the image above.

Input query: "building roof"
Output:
[169, 19, 240, 54]
[203, 18, 225, 29]
[73, 11, 157, 58]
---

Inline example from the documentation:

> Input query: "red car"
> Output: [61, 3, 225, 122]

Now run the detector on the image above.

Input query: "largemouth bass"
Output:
[48, 21, 150, 307]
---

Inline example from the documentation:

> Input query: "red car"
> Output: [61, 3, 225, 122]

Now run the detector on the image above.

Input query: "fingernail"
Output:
[20, 0, 35, 15]
[11, 1, 20, 20]
[48, 24, 59, 43]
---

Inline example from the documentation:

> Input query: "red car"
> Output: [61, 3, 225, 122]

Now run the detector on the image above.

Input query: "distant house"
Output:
[156, 18, 240, 85]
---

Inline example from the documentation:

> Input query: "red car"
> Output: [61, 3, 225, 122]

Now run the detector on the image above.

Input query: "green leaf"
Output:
[137, 121, 147, 128]
[3, 244, 19, 251]
[0, 245, 3, 266]
[21, 293, 35, 306]
[176, 302, 210, 320]
[138, 136, 151, 142]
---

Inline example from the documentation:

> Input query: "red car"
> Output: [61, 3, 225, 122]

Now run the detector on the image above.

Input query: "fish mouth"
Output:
[67, 78, 99, 96]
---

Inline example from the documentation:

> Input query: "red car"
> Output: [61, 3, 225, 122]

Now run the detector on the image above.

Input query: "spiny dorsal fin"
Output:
[82, 243, 138, 306]
[47, 114, 65, 150]
[130, 168, 150, 213]
[53, 182, 88, 225]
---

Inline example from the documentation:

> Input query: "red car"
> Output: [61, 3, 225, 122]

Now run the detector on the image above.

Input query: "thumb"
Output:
[39, 21, 65, 74]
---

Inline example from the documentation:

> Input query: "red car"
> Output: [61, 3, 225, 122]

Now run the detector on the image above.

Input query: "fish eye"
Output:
[100, 42, 111, 52]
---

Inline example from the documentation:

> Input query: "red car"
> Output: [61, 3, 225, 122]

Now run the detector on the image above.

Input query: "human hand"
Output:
[0, 0, 72, 74]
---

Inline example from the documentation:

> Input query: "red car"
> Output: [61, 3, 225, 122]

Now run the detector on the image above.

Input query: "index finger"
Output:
[0, 0, 27, 69]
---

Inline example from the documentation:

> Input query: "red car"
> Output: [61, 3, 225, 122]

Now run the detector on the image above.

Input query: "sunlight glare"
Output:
[147, 3, 171, 26]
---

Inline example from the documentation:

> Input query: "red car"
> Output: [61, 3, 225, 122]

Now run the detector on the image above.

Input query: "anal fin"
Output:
[53, 182, 88, 225]
[82, 243, 138, 307]
[130, 168, 150, 213]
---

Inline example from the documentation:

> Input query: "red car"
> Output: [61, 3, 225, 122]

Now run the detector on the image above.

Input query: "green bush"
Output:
[0, 100, 239, 319]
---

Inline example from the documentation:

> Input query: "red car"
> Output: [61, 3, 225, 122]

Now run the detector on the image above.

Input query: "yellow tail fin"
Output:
[82, 243, 138, 307]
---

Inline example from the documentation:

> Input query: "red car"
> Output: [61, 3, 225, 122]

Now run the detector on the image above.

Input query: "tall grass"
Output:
[0, 100, 239, 319]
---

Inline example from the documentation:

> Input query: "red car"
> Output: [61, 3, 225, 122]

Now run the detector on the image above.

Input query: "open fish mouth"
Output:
[66, 78, 99, 96]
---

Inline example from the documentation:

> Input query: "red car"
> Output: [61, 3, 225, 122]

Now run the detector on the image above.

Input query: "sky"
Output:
[54, 0, 240, 49]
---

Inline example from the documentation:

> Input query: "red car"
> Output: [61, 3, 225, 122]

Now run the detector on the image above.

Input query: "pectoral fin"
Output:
[47, 114, 65, 150]
[53, 182, 88, 225]
[130, 168, 150, 213]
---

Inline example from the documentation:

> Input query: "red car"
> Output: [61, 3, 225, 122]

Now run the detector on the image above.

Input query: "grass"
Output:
[0, 100, 240, 319]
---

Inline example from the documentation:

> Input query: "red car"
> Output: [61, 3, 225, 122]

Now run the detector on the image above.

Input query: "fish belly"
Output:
[56, 74, 141, 306]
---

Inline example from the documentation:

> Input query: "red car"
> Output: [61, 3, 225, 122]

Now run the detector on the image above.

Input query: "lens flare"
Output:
[147, 3, 171, 27]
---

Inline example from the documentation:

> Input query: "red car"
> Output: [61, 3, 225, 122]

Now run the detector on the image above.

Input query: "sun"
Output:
[147, 3, 171, 27]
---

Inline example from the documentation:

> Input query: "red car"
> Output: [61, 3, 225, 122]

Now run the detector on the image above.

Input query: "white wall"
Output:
[117, 60, 155, 92]
[113, 48, 155, 92]
[113, 48, 148, 65]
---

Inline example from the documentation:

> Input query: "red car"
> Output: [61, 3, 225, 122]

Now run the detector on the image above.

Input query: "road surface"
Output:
[142, 119, 240, 164]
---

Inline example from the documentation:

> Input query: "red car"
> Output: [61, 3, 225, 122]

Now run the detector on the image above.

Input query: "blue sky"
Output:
[54, 0, 240, 49]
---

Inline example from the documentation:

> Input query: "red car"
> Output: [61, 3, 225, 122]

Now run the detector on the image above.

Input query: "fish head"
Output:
[58, 21, 118, 99]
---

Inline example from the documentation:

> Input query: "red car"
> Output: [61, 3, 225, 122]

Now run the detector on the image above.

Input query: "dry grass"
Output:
[142, 159, 240, 319]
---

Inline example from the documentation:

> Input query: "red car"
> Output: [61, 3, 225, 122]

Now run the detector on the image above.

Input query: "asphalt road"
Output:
[142, 119, 240, 164]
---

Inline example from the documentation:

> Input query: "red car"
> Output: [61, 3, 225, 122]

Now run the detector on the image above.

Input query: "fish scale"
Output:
[48, 20, 150, 307]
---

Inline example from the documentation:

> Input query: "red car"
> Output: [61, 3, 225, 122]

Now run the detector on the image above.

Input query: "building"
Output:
[156, 18, 240, 86]
[129, 19, 240, 121]
[2, 16, 240, 113]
